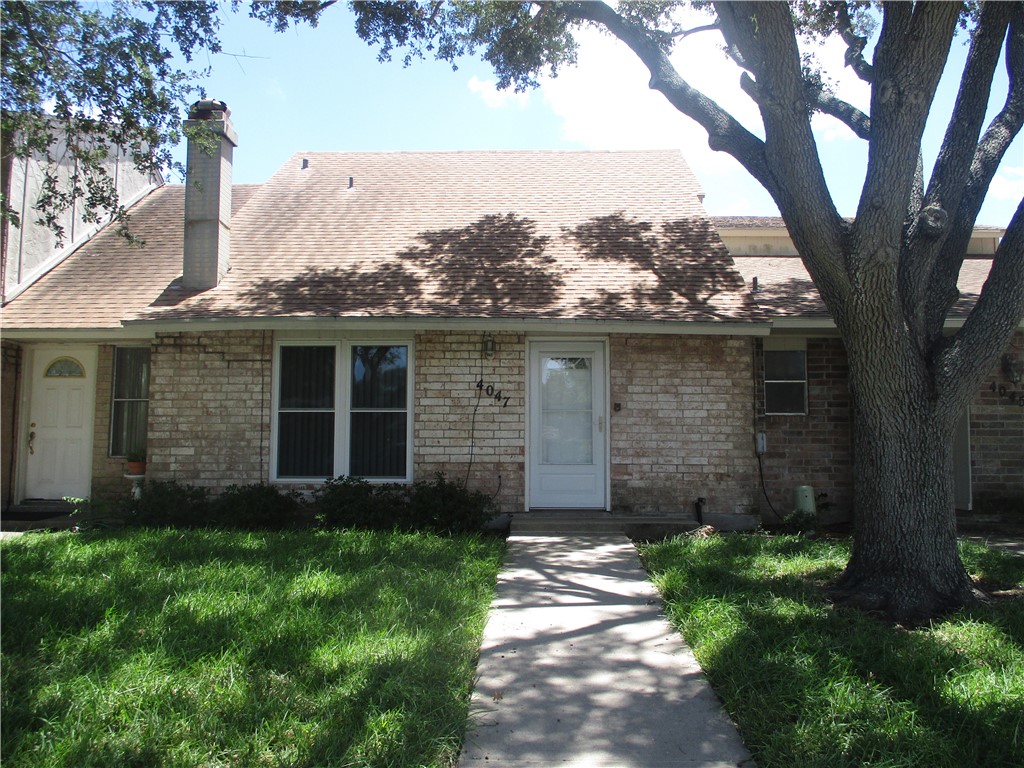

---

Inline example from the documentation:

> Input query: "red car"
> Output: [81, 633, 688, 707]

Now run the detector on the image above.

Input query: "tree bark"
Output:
[830, 392, 977, 622]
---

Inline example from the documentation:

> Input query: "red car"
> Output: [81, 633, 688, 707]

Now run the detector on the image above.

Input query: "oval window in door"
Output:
[44, 357, 86, 377]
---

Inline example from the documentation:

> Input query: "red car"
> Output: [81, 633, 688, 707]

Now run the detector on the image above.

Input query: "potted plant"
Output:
[125, 449, 147, 476]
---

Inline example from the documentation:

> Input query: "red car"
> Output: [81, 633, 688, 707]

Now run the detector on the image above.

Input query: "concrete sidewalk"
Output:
[459, 535, 754, 768]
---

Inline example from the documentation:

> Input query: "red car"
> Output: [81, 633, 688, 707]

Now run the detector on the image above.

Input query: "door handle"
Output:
[597, 416, 604, 433]
[28, 430, 36, 455]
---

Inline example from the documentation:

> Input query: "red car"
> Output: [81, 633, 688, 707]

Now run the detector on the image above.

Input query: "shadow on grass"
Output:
[1, 529, 504, 768]
[640, 533, 1024, 768]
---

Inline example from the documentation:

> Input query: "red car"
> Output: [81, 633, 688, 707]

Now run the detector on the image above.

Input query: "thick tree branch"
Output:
[856, 2, 959, 274]
[836, 1, 873, 83]
[564, 3, 776, 192]
[938, 198, 1024, 413]
[926, 6, 1024, 341]
[899, 2, 1016, 353]
[809, 88, 870, 139]
[716, 1, 849, 305]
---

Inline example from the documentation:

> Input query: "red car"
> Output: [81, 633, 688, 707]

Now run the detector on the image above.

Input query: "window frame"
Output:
[109, 346, 151, 457]
[763, 338, 808, 416]
[271, 337, 414, 483]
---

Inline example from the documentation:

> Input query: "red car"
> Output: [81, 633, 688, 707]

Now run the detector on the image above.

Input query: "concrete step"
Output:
[512, 511, 701, 538]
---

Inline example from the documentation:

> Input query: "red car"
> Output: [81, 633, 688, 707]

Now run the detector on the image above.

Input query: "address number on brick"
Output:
[476, 379, 510, 407]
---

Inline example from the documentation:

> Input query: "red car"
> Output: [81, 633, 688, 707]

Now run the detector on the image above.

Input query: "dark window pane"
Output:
[113, 348, 150, 399]
[764, 350, 806, 381]
[111, 401, 149, 456]
[278, 412, 335, 477]
[351, 346, 407, 409]
[765, 382, 807, 414]
[350, 412, 407, 478]
[280, 347, 335, 409]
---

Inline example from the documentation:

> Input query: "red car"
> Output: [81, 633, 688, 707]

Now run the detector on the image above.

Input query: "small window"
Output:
[110, 347, 150, 456]
[764, 342, 807, 415]
[45, 357, 85, 377]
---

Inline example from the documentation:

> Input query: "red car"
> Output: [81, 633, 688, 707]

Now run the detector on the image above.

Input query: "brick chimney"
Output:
[182, 99, 237, 290]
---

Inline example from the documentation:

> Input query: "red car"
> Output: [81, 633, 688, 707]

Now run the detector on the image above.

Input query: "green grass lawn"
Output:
[640, 533, 1024, 768]
[1, 528, 504, 768]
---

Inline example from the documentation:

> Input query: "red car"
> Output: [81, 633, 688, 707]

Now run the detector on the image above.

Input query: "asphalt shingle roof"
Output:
[2, 151, 764, 330]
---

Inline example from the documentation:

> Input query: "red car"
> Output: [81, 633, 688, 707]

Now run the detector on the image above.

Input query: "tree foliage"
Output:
[0, 0, 328, 243]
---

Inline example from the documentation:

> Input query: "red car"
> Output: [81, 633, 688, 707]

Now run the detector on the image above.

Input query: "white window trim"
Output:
[271, 337, 414, 483]
[763, 337, 808, 416]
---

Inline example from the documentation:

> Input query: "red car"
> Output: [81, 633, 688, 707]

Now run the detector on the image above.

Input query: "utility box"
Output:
[793, 485, 816, 515]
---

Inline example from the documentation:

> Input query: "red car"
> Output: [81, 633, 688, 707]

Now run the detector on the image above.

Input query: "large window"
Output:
[110, 347, 150, 456]
[763, 339, 807, 415]
[275, 342, 411, 480]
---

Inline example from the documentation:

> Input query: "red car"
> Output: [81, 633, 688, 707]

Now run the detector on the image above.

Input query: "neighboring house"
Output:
[1, 101, 1021, 527]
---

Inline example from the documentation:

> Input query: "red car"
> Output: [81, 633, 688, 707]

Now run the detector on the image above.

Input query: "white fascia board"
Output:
[120, 315, 773, 337]
[0, 328, 157, 343]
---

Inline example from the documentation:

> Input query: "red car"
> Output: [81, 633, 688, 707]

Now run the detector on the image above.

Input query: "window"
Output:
[110, 347, 150, 456]
[45, 357, 85, 377]
[274, 342, 411, 480]
[764, 339, 807, 415]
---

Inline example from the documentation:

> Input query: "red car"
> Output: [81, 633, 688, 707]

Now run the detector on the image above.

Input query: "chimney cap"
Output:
[188, 99, 230, 120]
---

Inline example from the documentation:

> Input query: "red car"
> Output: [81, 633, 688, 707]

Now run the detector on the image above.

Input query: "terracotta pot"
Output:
[126, 461, 147, 475]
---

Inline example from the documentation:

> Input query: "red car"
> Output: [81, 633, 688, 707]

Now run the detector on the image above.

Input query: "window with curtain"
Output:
[110, 347, 150, 456]
[275, 343, 410, 480]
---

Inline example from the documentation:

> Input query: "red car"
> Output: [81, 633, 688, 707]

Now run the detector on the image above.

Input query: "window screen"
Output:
[277, 346, 336, 478]
[350, 346, 408, 478]
[764, 349, 807, 415]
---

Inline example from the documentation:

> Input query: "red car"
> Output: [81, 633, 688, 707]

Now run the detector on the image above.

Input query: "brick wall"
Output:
[1, 341, 22, 510]
[414, 331, 525, 512]
[148, 330, 272, 491]
[970, 331, 1024, 513]
[609, 334, 758, 528]
[754, 337, 854, 523]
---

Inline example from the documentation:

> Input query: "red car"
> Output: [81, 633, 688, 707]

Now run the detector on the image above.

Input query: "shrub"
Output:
[313, 473, 493, 534]
[409, 472, 494, 535]
[129, 480, 210, 528]
[313, 476, 408, 530]
[211, 483, 306, 530]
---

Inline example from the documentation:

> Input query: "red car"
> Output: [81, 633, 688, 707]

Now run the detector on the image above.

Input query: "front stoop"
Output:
[512, 510, 701, 538]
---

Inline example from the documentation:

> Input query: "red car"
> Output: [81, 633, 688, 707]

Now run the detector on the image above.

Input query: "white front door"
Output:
[528, 341, 607, 509]
[23, 346, 97, 500]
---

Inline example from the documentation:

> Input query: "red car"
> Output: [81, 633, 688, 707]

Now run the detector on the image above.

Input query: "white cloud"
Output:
[987, 165, 1024, 201]
[468, 76, 530, 109]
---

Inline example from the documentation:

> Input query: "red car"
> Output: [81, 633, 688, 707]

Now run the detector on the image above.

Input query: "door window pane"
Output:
[541, 356, 593, 465]
[110, 347, 150, 456]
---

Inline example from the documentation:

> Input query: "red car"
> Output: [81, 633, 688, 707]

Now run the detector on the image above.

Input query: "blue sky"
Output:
[171, 3, 1022, 227]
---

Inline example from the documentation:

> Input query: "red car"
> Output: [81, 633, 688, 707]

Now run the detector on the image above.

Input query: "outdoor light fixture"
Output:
[483, 333, 496, 358]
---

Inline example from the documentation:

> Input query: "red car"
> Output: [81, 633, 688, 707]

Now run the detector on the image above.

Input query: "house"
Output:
[2, 101, 1020, 529]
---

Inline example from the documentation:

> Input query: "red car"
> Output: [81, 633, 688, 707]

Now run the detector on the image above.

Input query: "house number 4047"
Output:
[477, 379, 510, 407]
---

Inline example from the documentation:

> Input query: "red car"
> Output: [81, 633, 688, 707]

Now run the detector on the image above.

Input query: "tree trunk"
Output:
[830, 366, 978, 623]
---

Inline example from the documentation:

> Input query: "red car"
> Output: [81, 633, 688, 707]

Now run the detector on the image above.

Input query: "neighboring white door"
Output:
[528, 341, 607, 509]
[23, 346, 97, 500]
